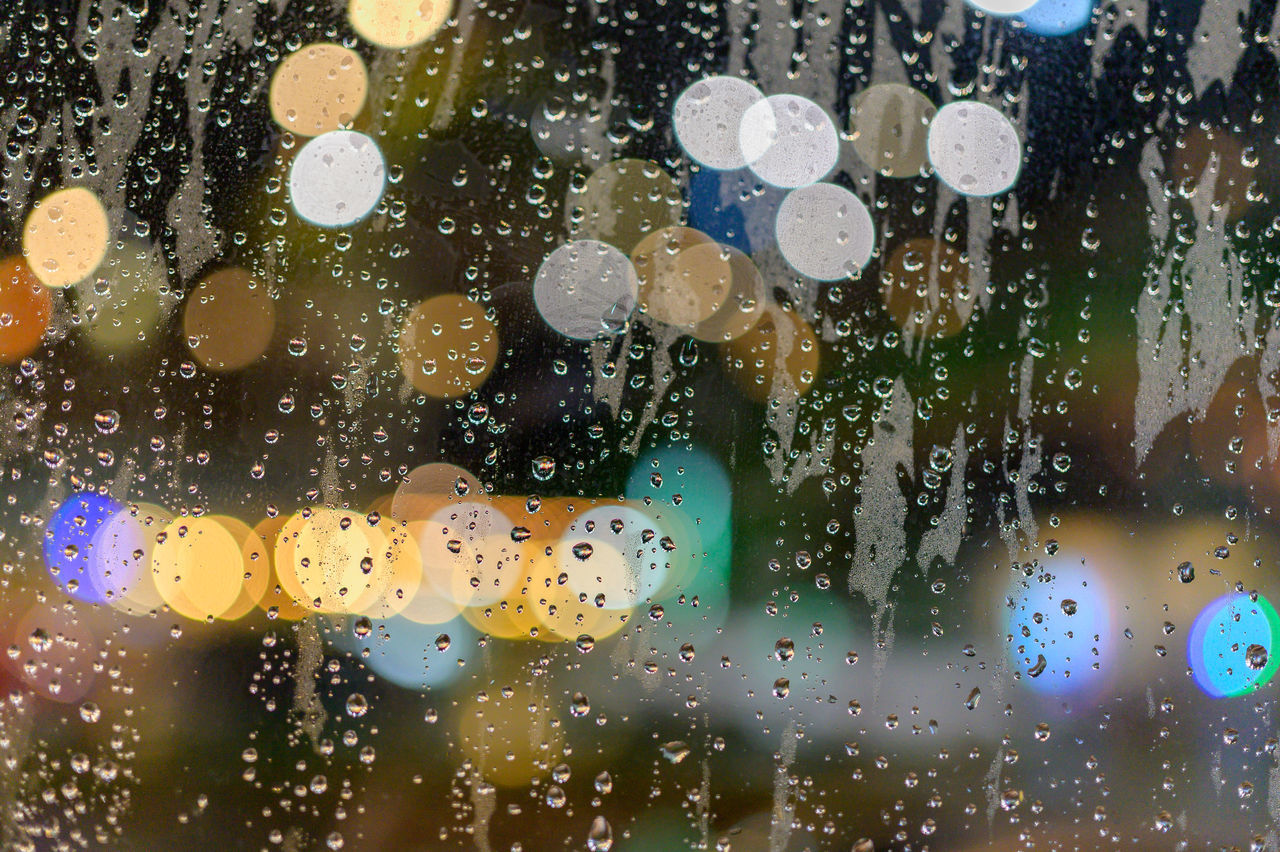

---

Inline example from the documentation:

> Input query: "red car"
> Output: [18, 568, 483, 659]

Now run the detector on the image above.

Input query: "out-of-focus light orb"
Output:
[1006, 555, 1114, 695]
[348, 0, 452, 49]
[289, 130, 386, 227]
[92, 502, 172, 613]
[739, 94, 839, 188]
[289, 508, 379, 613]
[22, 187, 109, 289]
[8, 603, 98, 703]
[927, 101, 1022, 197]
[850, 83, 937, 177]
[775, 182, 875, 281]
[530, 98, 615, 166]
[456, 682, 564, 787]
[722, 304, 819, 403]
[217, 515, 272, 621]
[330, 613, 477, 690]
[397, 294, 498, 398]
[392, 461, 477, 521]
[687, 167, 785, 255]
[534, 240, 638, 340]
[673, 76, 765, 171]
[965, 0, 1038, 15]
[183, 267, 276, 371]
[565, 158, 682, 254]
[881, 237, 974, 339]
[1018, 0, 1094, 34]
[555, 503, 671, 610]
[690, 246, 766, 343]
[78, 233, 171, 354]
[356, 522, 424, 618]
[152, 516, 246, 620]
[429, 500, 520, 607]
[0, 256, 53, 364]
[269, 43, 368, 136]
[45, 492, 124, 603]
[254, 514, 312, 621]
[1189, 593, 1280, 698]
[626, 445, 732, 552]
[631, 227, 729, 330]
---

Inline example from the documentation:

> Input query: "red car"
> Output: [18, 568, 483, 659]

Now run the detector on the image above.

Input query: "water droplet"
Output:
[660, 741, 690, 763]
[94, 410, 120, 434]
[532, 456, 556, 481]
[586, 815, 613, 851]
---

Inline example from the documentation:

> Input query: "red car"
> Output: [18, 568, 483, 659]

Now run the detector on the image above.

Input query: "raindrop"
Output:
[345, 693, 369, 718]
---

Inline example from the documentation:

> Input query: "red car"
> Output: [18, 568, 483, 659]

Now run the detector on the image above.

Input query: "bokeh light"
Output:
[396, 294, 498, 397]
[329, 613, 478, 690]
[78, 232, 171, 354]
[533, 240, 637, 340]
[672, 76, 765, 171]
[689, 245, 766, 343]
[44, 491, 124, 603]
[554, 502, 671, 610]
[722, 304, 819, 403]
[775, 182, 875, 281]
[1018, 0, 1094, 35]
[8, 603, 98, 703]
[22, 187, 109, 289]
[455, 682, 564, 787]
[1188, 592, 1280, 698]
[565, 158, 682, 253]
[739, 94, 839, 188]
[348, 0, 452, 49]
[965, 0, 1038, 15]
[152, 516, 247, 620]
[92, 501, 172, 614]
[631, 227, 729, 330]
[927, 101, 1022, 197]
[0, 256, 53, 364]
[288, 130, 386, 227]
[269, 43, 368, 136]
[1005, 552, 1115, 696]
[850, 83, 936, 177]
[880, 237, 974, 339]
[183, 267, 276, 371]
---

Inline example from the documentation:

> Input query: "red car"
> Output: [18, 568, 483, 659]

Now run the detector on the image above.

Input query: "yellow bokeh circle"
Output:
[22, 187, 109, 289]
[269, 43, 368, 136]
[348, 0, 453, 50]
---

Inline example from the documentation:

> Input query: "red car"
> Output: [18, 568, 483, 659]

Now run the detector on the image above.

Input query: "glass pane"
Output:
[0, 0, 1276, 848]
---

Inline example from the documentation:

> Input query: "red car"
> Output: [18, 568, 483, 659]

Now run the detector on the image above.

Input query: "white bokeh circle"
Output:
[739, 94, 839, 188]
[288, 130, 386, 227]
[775, 183, 875, 281]
[927, 101, 1023, 197]
[965, 0, 1038, 15]
[534, 240, 638, 340]
[673, 76, 765, 171]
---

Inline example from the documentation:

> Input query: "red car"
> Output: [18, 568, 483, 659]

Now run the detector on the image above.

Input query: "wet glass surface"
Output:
[2, 0, 1280, 848]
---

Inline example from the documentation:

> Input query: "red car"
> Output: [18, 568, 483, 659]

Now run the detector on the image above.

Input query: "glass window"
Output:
[1, 0, 1277, 848]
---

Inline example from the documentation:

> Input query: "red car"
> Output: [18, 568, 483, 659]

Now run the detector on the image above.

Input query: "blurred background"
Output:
[2, 0, 1280, 849]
